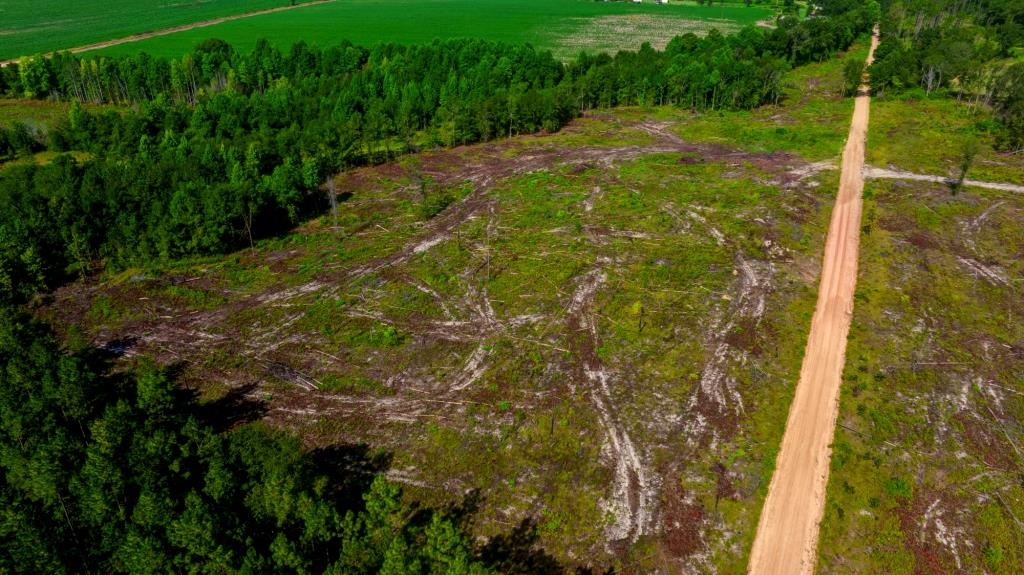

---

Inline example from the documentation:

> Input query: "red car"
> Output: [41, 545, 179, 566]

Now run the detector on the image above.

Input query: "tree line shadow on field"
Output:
[199, 378, 611, 573]
[90, 331, 611, 574]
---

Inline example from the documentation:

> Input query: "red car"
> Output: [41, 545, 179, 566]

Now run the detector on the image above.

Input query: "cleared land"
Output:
[86, 0, 770, 60]
[815, 175, 1024, 573]
[813, 83, 1024, 575]
[35, 44, 868, 572]
[22, 32, 1023, 573]
[44, 112, 830, 571]
[867, 95, 1024, 186]
[748, 29, 877, 575]
[0, 0, 311, 61]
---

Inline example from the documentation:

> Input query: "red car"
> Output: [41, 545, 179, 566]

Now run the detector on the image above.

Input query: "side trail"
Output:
[747, 28, 879, 575]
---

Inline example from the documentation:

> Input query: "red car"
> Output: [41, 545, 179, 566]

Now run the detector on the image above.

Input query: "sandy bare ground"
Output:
[863, 166, 1024, 193]
[793, 162, 1024, 194]
[747, 28, 879, 575]
[0, 0, 336, 67]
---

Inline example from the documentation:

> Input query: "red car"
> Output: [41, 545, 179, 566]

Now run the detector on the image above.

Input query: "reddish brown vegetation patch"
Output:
[895, 491, 973, 575]
[723, 316, 772, 356]
[955, 412, 1016, 471]
[659, 485, 707, 559]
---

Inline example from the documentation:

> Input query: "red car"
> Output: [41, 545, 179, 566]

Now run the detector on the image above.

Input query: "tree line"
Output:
[0, 305, 577, 573]
[0, 4, 875, 305]
[867, 0, 1024, 149]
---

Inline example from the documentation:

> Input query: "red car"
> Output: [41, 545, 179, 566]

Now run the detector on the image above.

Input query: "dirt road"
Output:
[0, 0, 335, 67]
[747, 28, 879, 575]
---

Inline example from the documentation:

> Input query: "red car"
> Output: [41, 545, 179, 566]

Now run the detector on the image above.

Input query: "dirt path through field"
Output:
[0, 0, 336, 67]
[747, 27, 879, 575]
[863, 166, 1024, 193]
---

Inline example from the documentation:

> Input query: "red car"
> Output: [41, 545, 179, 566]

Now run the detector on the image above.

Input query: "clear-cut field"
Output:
[43, 105, 837, 571]
[20, 33, 1024, 572]
[816, 176, 1024, 573]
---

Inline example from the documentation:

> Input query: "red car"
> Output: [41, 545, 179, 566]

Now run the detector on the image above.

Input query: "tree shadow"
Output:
[480, 517, 614, 574]
[98, 335, 139, 358]
[197, 382, 269, 433]
[388, 488, 612, 574]
[307, 443, 393, 511]
[439, 487, 483, 532]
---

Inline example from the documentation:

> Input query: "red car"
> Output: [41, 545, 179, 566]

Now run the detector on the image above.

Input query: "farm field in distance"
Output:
[0, 0, 310, 61]
[87, 0, 772, 60]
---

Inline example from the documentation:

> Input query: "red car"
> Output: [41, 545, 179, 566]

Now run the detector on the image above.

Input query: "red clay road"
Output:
[747, 28, 880, 575]
[0, 0, 336, 67]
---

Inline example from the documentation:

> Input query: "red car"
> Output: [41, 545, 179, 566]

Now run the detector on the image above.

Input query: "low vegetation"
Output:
[818, 175, 1024, 573]
[31, 104, 838, 570]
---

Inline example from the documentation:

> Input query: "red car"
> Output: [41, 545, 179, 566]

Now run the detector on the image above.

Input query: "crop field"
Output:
[89, 0, 772, 60]
[34, 44, 861, 572]
[0, 0, 305, 61]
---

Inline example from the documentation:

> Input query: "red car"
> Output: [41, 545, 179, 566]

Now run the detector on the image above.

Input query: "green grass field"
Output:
[87, 0, 771, 60]
[868, 95, 1024, 185]
[0, 0, 305, 61]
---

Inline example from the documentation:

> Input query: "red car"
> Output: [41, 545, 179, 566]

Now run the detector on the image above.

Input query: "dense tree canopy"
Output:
[867, 0, 1024, 149]
[0, 7, 877, 305]
[0, 305, 572, 573]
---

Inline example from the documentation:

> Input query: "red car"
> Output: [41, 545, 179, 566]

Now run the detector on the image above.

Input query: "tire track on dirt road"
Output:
[747, 27, 879, 575]
[0, 0, 336, 67]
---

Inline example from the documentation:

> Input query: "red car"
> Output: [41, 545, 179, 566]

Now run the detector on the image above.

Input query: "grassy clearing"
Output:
[0, 100, 110, 169]
[41, 103, 836, 571]
[818, 179, 1024, 573]
[673, 37, 867, 161]
[0, 100, 95, 168]
[0, 99, 77, 128]
[91, 0, 770, 59]
[867, 95, 1024, 185]
[0, 0, 300, 61]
